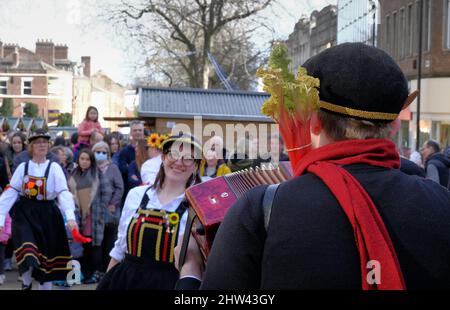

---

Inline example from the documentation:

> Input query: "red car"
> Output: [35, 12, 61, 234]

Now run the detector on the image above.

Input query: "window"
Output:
[0, 79, 7, 95]
[22, 77, 32, 95]
[400, 8, 406, 59]
[445, 0, 450, 49]
[423, 0, 431, 52]
[406, 4, 413, 56]
[393, 12, 398, 58]
[385, 15, 391, 53]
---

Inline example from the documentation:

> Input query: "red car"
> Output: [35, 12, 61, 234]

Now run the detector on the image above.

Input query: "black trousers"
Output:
[81, 244, 102, 278]
[5, 239, 13, 259]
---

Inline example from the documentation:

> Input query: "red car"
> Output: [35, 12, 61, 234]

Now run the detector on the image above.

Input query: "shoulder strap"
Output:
[139, 186, 153, 210]
[24, 161, 29, 176]
[262, 184, 280, 231]
[44, 161, 52, 179]
[174, 200, 189, 216]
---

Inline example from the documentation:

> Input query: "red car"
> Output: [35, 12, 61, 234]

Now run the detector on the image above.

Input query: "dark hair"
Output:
[84, 106, 99, 122]
[70, 132, 78, 145]
[10, 132, 26, 152]
[54, 136, 67, 147]
[73, 148, 97, 178]
[425, 140, 441, 154]
[104, 133, 121, 153]
[151, 148, 202, 190]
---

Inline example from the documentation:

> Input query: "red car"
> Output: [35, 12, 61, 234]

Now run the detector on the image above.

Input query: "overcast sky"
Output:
[0, 0, 336, 85]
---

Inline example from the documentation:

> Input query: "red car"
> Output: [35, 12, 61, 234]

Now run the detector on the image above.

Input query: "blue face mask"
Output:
[95, 152, 108, 162]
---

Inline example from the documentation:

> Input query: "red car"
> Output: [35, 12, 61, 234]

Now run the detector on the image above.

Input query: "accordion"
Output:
[180, 162, 293, 264]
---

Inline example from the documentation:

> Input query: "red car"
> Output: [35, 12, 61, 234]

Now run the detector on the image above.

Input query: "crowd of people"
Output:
[0, 105, 287, 289]
[0, 43, 449, 291]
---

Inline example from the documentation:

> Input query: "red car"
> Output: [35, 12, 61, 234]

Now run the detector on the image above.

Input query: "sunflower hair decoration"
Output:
[147, 133, 169, 149]
[157, 134, 169, 149]
[147, 133, 160, 148]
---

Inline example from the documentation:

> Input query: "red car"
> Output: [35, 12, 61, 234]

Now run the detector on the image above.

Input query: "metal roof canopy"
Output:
[137, 86, 273, 123]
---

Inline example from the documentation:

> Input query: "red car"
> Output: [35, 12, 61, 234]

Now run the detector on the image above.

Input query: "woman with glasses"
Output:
[91, 142, 124, 274]
[97, 133, 202, 290]
[0, 129, 77, 290]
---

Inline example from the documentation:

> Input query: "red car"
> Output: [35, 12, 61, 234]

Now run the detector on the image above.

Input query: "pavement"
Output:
[0, 265, 97, 290]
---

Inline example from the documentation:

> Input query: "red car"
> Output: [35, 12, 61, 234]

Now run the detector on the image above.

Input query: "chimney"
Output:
[0, 41, 3, 59]
[35, 39, 55, 66]
[3, 44, 17, 57]
[12, 47, 19, 67]
[55, 44, 68, 60]
[81, 56, 91, 77]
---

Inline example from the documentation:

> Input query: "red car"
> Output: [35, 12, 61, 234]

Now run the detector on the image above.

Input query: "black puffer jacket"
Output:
[426, 153, 450, 188]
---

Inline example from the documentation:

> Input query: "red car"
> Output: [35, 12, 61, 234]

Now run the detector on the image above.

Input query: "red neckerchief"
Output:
[294, 139, 406, 290]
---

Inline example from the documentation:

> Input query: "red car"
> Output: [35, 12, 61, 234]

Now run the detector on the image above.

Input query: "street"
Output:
[0, 268, 96, 290]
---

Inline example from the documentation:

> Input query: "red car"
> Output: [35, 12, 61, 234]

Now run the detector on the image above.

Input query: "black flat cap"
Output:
[28, 129, 51, 143]
[302, 43, 409, 122]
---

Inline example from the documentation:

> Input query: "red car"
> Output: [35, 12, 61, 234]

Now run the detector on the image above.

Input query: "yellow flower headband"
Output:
[147, 133, 169, 149]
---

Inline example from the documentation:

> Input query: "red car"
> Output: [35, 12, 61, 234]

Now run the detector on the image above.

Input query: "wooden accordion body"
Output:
[185, 162, 293, 260]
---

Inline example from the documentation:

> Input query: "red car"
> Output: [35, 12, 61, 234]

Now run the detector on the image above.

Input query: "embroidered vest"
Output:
[21, 161, 52, 201]
[126, 187, 187, 264]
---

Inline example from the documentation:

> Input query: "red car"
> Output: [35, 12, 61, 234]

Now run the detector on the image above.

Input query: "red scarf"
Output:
[294, 139, 406, 290]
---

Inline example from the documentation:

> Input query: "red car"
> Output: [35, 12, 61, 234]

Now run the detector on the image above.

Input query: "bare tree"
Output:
[97, 0, 277, 89]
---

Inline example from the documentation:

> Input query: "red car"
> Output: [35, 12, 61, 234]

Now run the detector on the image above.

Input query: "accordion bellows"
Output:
[186, 162, 293, 259]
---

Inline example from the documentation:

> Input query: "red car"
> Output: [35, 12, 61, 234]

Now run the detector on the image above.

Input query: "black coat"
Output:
[201, 164, 450, 289]
[400, 157, 425, 178]
[425, 153, 450, 188]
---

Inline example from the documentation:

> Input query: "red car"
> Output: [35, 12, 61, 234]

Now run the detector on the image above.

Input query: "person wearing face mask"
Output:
[91, 142, 124, 273]
[97, 133, 202, 290]
[68, 148, 109, 284]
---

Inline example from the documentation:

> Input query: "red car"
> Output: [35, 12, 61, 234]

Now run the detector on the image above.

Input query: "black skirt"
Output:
[12, 197, 73, 283]
[97, 254, 179, 290]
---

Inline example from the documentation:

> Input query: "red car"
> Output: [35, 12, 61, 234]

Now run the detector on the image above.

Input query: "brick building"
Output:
[379, 0, 450, 149]
[0, 39, 129, 131]
[0, 40, 73, 121]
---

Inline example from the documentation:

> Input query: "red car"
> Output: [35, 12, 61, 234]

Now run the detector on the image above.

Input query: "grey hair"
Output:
[63, 146, 74, 164]
[129, 120, 144, 128]
[92, 141, 111, 157]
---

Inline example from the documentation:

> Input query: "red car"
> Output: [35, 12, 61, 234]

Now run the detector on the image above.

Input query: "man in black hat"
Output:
[176, 43, 450, 290]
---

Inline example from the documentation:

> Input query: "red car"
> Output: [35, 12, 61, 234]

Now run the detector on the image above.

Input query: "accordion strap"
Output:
[262, 184, 280, 231]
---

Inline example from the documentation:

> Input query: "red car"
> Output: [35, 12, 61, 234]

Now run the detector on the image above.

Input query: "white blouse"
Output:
[0, 160, 76, 227]
[140, 155, 163, 185]
[109, 185, 187, 262]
